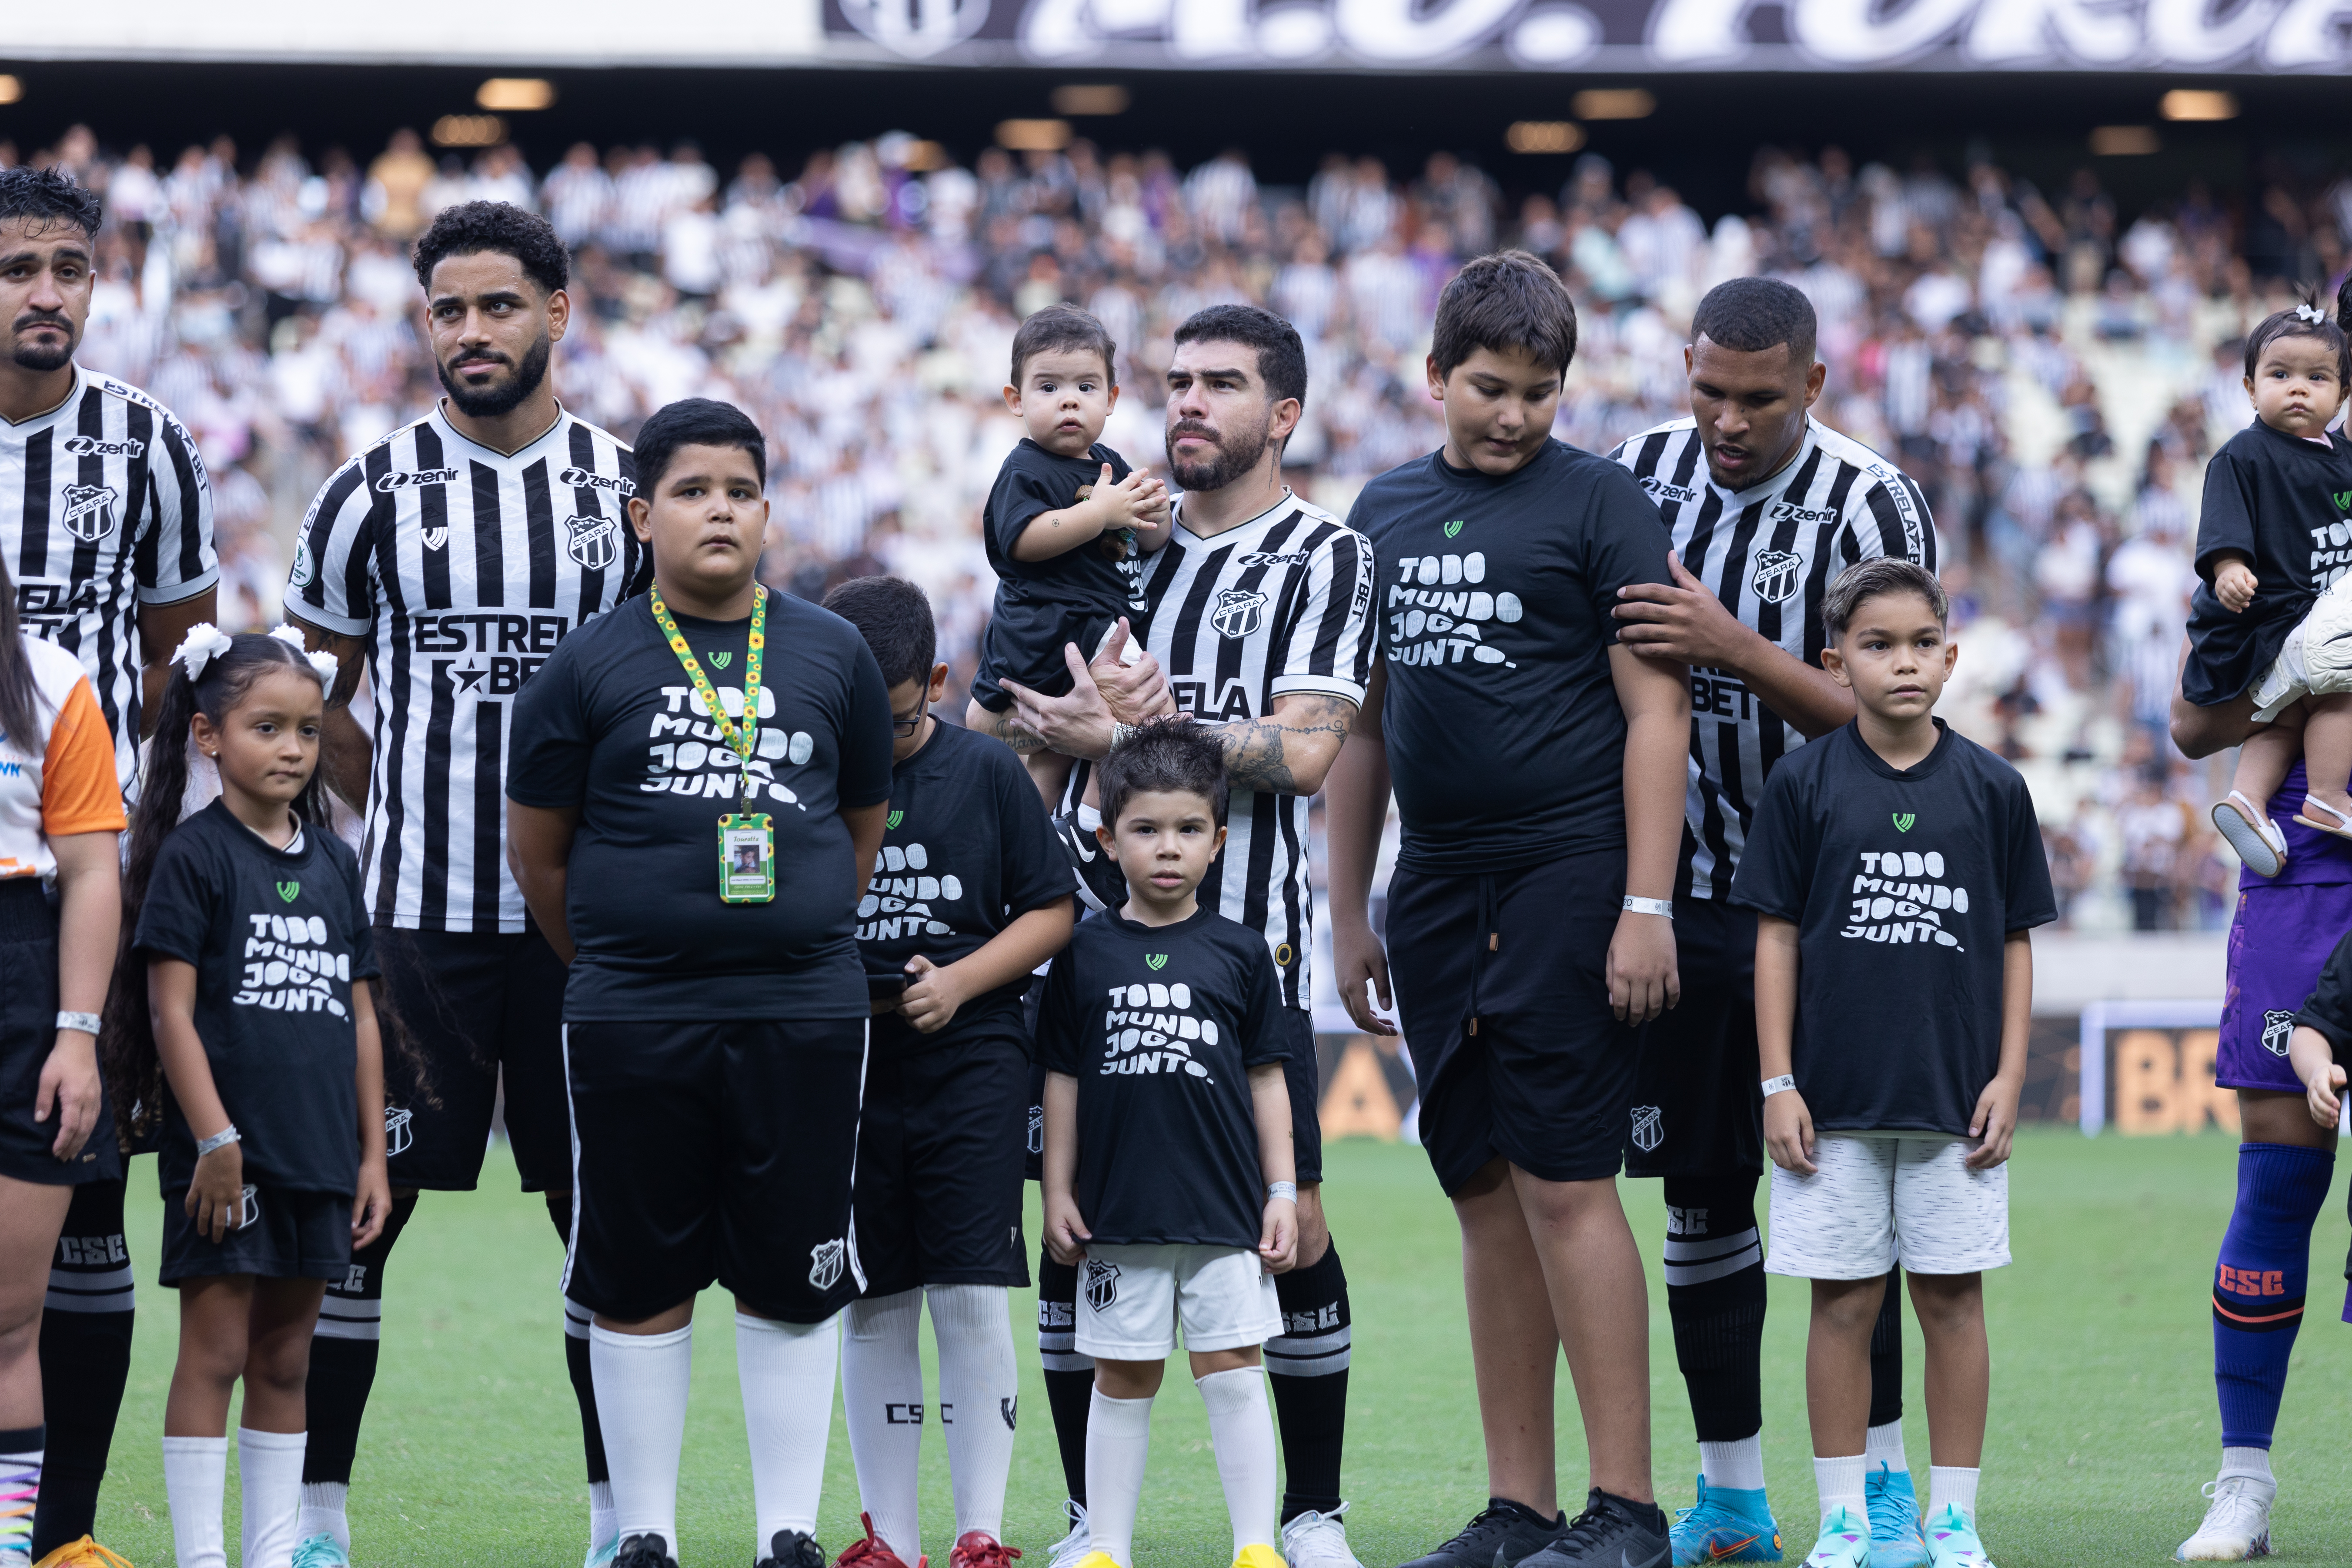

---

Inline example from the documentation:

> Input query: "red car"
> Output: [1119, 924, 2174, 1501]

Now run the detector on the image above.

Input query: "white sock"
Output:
[1076, 804, 1102, 833]
[237, 1429, 307, 1568]
[930, 1284, 1018, 1541]
[590, 1479, 617, 1553]
[842, 1291, 925, 1561]
[163, 1435, 230, 1568]
[1926, 1466, 1980, 1525]
[297, 1481, 350, 1551]
[1699, 1435, 1766, 1492]
[2220, 1447, 2276, 1489]
[738, 1311, 840, 1561]
[1813, 1454, 1866, 1526]
[591, 1322, 694, 1548]
[1084, 1391, 1153, 1568]
[1196, 1368, 1278, 1554]
[1866, 1417, 1908, 1476]
[0, 1439, 42, 1568]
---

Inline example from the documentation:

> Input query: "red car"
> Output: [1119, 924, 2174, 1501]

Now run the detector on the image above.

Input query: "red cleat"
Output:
[834, 1514, 927, 1568]
[950, 1533, 1023, 1568]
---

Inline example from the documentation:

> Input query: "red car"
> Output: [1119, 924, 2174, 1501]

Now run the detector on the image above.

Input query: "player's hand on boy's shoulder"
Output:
[1964, 1073, 2023, 1168]
[897, 954, 968, 1033]
[1043, 1190, 1092, 1266]
[1613, 551, 1757, 669]
[1763, 1088, 1816, 1175]
[1260, 1191, 1298, 1273]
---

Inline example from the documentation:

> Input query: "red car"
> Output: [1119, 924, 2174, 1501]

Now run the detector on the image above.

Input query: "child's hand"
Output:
[2305, 1059, 2346, 1130]
[1096, 466, 1165, 531]
[1043, 1190, 1091, 1266]
[898, 954, 969, 1034]
[190, 1139, 245, 1243]
[1606, 909, 1680, 1024]
[1259, 1193, 1298, 1273]
[1966, 1073, 2022, 1168]
[1764, 1089, 1816, 1174]
[2216, 558, 2259, 613]
[352, 1153, 391, 1250]
[36, 1028, 102, 1163]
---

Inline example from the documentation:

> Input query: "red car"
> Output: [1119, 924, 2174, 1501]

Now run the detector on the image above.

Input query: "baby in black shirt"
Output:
[2194, 303, 2352, 874]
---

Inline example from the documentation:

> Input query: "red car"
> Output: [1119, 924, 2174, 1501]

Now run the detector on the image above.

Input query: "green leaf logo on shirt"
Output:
[1145, 953, 1168, 971]
[2335, 489, 2352, 512]
[886, 809, 904, 829]
[1892, 813, 1915, 832]
[276, 881, 300, 903]
[708, 650, 732, 670]
[1443, 518, 1464, 538]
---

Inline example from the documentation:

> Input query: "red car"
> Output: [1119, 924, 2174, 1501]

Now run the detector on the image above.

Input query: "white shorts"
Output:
[1766, 1132, 2010, 1279]
[2252, 574, 2352, 720]
[1073, 1243, 1280, 1359]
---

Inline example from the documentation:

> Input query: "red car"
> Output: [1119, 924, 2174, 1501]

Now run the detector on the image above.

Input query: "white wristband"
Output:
[1622, 896, 1675, 920]
[1266, 1181, 1297, 1204]
[195, 1124, 241, 1157]
[1761, 1075, 1795, 1098]
[55, 1010, 102, 1036]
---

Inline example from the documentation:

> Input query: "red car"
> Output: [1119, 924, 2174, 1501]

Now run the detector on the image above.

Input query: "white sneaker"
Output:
[1048, 1500, 1092, 1568]
[1281, 1502, 1364, 1568]
[2175, 1473, 2275, 1560]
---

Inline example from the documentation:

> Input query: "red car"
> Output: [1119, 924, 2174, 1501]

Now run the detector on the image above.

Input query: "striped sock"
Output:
[0, 1426, 45, 1568]
[2213, 1143, 2331, 1448]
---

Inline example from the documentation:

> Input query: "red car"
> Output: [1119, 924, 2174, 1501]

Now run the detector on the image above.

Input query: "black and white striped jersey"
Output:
[1607, 416, 1936, 902]
[2, 366, 215, 782]
[287, 404, 645, 933]
[1136, 491, 1376, 1010]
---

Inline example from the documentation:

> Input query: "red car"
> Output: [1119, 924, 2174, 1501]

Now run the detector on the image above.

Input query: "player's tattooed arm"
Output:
[979, 706, 1048, 753]
[286, 612, 374, 811]
[1210, 692, 1358, 796]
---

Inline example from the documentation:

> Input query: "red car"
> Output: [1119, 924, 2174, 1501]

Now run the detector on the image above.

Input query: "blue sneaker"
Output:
[1866, 1463, 1928, 1568]
[1671, 1474, 1783, 1563]
[1921, 1504, 1995, 1567]
[586, 1531, 621, 1568]
[292, 1536, 352, 1568]
[1801, 1506, 1869, 1568]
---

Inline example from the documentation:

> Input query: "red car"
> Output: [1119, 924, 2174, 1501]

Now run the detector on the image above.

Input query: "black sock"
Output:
[1037, 1246, 1091, 1508]
[31, 1180, 133, 1558]
[1868, 1266, 1904, 1429]
[1661, 1173, 1766, 1444]
[1268, 1236, 1351, 1522]
[548, 1194, 611, 1486]
[303, 1191, 417, 1485]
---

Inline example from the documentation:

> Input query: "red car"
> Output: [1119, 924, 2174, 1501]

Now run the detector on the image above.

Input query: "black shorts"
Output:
[969, 610, 1130, 714]
[856, 1024, 1032, 1297]
[159, 1185, 349, 1287]
[1626, 898, 1763, 1179]
[1388, 849, 1642, 1195]
[374, 923, 571, 1192]
[563, 1016, 868, 1324]
[0, 879, 117, 1186]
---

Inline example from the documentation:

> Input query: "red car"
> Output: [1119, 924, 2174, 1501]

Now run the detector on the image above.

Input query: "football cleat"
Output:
[951, 1532, 1022, 1568]
[1864, 1464, 1926, 1568]
[1921, 1504, 1994, 1568]
[832, 1515, 919, 1568]
[1279, 1502, 1363, 1568]
[767, 1527, 835, 1568]
[1800, 1506, 1868, 1568]
[1670, 1475, 1782, 1563]
[2175, 1474, 2274, 1561]
[1517, 1491, 1671, 1568]
[33, 1538, 137, 1568]
[613, 1535, 681, 1568]
[1049, 809, 1128, 913]
[1231, 1546, 1288, 1568]
[1048, 1501, 1093, 1568]
[585, 1530, 620, 1568]
[290, 1535, 348, 1568]
[1394, 1501, 1564, 1568]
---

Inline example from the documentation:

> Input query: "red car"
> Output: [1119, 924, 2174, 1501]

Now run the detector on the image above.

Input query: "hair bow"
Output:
[269, 623, 338, 684]
[2295, 303, 2329, 324]
[172, 623, 234, 682]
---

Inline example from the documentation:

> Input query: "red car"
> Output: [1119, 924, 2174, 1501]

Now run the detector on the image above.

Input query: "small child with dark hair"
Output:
[819, 573, 1074, 1568]
[1035, 721, 1296, 1568]
[966, 307, 1175, 886]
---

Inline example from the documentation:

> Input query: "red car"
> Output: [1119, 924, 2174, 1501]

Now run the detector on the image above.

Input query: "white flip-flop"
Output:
[2213, 791, 2289, 876]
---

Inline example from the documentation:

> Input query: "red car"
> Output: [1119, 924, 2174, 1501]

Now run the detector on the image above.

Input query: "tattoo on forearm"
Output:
[1214, 696, 1354, 793]
[988, 712, 1048, 753]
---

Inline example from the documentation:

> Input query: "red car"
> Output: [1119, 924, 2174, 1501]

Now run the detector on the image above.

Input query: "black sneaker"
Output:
[1049, 808, 1128, 913]
[760, 1527, 829, 1568]
[1396, 1500, 1565, 1568]
[615, 1535, 681, 1568]
[1519, 1491, 1670, 1568]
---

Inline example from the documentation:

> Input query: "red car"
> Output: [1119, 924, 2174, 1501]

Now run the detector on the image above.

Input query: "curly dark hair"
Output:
[0, 165, 102, 239]
[412, 200, 569, 296]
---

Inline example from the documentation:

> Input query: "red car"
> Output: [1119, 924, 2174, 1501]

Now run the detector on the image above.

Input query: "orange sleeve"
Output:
[40, 676, 127, 837]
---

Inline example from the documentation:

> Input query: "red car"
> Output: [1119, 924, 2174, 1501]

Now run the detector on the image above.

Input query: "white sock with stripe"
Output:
[842, 1291, 925, 1561]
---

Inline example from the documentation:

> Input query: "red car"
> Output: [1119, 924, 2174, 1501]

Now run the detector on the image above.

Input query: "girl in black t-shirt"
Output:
[101, 626, 394, 1568]
[2195, 304, 2352, 875]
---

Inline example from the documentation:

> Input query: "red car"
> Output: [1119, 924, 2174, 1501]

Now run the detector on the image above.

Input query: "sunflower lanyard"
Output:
[648, 580, 774, 904]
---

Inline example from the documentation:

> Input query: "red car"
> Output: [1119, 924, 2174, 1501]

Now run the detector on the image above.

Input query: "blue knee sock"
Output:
[2213, 1142, 2333, 1449]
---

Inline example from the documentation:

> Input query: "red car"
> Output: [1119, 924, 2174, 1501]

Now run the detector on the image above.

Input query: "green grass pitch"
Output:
[79, 1128, 2352, 1565]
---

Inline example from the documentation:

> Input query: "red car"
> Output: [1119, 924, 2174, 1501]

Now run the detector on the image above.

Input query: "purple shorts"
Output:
[2218, 880, 2352, 1091]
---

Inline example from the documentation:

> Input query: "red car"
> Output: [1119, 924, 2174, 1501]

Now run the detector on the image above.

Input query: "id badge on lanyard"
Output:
[649, 582, 777, 905]
[718, 813, 775, 903]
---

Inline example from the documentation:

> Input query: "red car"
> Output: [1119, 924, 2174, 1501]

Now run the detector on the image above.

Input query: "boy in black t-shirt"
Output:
[1036, 722, 1295, 1568]
[1732, 559, 2054, 1568]
[822, 574, 1074, 1568]
[508, 401, 895, 1568]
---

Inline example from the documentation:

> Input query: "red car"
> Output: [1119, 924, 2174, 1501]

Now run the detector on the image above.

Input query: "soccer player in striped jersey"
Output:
[1003, 304, 1374, 1568]
[284, 201, 645, 1568]
[1606, 277, 1937, 1567]
[0, 164, 217, 1568]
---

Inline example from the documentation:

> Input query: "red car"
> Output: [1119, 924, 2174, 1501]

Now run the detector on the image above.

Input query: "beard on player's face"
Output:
[10, 310, 78, 373]
[1166, 408, 1271, 493]
[438, 328, 551, 418]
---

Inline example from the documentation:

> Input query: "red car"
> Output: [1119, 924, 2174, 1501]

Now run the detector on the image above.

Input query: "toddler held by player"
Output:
[2188, 301, 2352, 874]
[1036, 722, 1296, 1568]
[104, 626, 392, 1568]
[1734, 561, 2055, 1568]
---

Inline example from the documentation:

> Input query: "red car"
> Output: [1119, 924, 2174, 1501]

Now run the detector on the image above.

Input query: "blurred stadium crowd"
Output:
[11, 120, 2352, 932]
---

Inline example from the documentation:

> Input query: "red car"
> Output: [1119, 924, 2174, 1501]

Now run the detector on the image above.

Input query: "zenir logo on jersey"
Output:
[375, 467, 462, 492]
[384, 1107, 414, 1155]
[2263, 1009, 2298, 1057]
[564, 513, 618, 570]
[1768, 501, 1838, 526]
[560, 467, 636, 496]
[1630, 1105, 1664, 1153]
[60, 484, 118, 542]
[1751, 549, 1803, 605]
[1640, 476, 1698, 505]
[63, 435, 144, 458]
[1084, 1257, 1120, 1311]
[1211, 588, 1267, 639]
[1237, 551, 1311, 568]
[808, 1237, 848, 1290]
